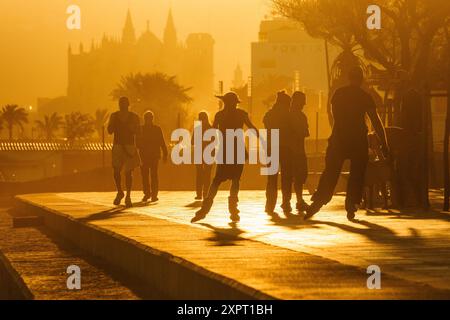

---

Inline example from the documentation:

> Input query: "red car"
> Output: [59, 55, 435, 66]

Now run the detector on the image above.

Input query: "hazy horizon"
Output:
[0, 0, 270, 108]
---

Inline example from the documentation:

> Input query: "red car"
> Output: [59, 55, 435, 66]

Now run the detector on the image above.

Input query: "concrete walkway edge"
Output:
[14, 196, 274, 300]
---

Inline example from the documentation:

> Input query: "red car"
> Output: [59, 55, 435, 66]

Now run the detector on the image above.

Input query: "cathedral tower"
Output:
[163, 9, 177, 50]
[122, 9, 136, 45]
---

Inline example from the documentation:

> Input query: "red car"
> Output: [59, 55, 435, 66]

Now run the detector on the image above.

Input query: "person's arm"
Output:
[160, 128, 168, 162]
[107, 113, 115, 135]
[133, 115, 141, 135]
[212, 114, 219, 129]
[244, 113, 262, 147]
[367, 108, 389, 158]
[136, 125, 143, 150]
[133, 116, 142, 148]
[302, 114, 310, 138]
[244, 113, 258, 134]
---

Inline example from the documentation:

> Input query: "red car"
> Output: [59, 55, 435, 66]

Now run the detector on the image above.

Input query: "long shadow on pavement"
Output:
[307, 218, 425, 247]
[78, 202, 157, 223]
[200, 222, 245, 247]
[365, 208, 450, 222]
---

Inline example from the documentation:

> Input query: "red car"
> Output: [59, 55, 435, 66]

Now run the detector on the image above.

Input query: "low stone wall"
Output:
[14, 197, 271, 300]
[0, 251, 33, 300]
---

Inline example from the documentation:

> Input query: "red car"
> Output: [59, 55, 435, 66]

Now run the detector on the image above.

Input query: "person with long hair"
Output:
[193, 111, 213, 200]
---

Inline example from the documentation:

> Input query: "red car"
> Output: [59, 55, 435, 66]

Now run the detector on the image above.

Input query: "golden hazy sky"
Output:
[0, 0, 270, 107]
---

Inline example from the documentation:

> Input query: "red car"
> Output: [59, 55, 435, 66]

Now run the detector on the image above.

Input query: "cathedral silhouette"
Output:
[42, 9, 214, 114]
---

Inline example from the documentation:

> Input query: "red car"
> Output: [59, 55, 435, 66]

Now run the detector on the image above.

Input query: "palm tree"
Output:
[64, 112, 95, 143]
[94, 109, 109, 141]
[35, 112, 64, 140]
[274, 0, 365, 125]
[1, 104, 28, 140]
[111, 72, 192, 132]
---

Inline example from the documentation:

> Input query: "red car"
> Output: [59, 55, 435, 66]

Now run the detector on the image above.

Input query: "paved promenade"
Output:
[16, 191, 450, 299]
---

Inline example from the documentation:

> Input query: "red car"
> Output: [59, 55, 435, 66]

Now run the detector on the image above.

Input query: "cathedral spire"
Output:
[163, 8, 177, 48]
[122, 9, 136, 45]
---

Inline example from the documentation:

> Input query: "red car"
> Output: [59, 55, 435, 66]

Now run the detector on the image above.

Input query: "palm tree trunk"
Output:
[444, 27, 450, 212]
[421, 84, 431, 210]
[324, 40, 333, 127]
[444, 61, 450, 212]
[8, 124, 13, 141]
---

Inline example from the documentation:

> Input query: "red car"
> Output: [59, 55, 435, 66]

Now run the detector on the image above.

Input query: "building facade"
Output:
[251, 18, 337, 132]
[40, 9, 214, 115]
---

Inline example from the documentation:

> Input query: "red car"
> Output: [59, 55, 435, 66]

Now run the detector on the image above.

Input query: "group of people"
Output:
[107, 98, 168, 208]
[108, 66, 389, 223]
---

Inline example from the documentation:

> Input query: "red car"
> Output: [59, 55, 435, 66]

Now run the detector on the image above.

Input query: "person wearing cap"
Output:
[107, 96, 141, 208]
[192, 111, 213, 200]
[191, 92, 259, 223]
[137, 110, 168, 203]
[284, 91, 310, 214]
[263, 91, 292, 216]
[305, 67, 389, 221]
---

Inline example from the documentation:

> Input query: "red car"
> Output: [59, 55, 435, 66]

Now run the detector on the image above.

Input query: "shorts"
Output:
[112, 145, 141, 171]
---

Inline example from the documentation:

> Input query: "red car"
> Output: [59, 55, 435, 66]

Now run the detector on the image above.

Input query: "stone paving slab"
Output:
[13, 192, 450, 299]
[57, 190, 450, 291]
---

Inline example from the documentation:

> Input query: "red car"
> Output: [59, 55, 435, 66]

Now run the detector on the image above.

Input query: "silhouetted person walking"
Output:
[305, 67, 389, 221]
[138, 111, 168, 203]
[263, 91, 291, 215]
[284, 91, 310, 213]
[108, 97, 141, 207]
[191, 92, 259, 223]
[193, 111, 213, 200]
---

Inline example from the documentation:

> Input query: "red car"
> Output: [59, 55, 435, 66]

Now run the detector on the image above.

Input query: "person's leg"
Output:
[205, 177, 220, 204]
[192, 166, 224, 222]
[265, 173, 278, 213]
[229, 178, 240, 216]
[112, 146, 125, 205]
[113, 167, 125, 205]
[203, 165, 212, 199]
[141, 165, 150, 201]
[294, 153, 309, 212]
[195, 165, 203, 199]
[280, 149, 293, 214]
[346, 148, 369, 219]
[124, 170, 133, 207]
[114, 168, 122, 192]
[306, 144, 345, 219]
[150, 159, 159, 201]
[228, 165, 244, 221]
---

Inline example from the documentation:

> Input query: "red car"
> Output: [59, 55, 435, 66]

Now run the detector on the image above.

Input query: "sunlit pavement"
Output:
[58, 190, 450, 292]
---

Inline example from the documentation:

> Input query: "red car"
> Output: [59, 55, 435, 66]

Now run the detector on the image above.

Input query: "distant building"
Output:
[251, 17, 337, 133]
[39, 9, 215, 114]
[232, 64, 244, 89]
